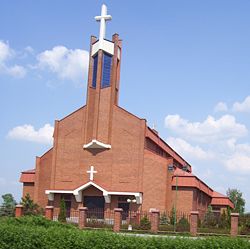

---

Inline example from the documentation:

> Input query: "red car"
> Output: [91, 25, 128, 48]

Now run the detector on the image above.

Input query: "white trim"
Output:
[45, 190, 74, 194]
[83, 139, 111, 149]
[91, 40, 114, 57]
[117, 47, 121, 60]
[73, 181, 108, 195]
[45, 182, 143, 204]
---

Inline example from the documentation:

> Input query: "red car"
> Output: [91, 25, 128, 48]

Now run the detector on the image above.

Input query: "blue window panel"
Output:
[101, 53, 112, 88]
[92, 55, 98, 88]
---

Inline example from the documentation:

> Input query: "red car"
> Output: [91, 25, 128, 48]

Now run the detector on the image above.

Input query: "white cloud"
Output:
[232, 96, 250, 113]
[214, 102, 228, 112]
[224, 153, 250, 173]
[0, 40, 13, 63]
[165, 114, 248, 143]
[7, 124, 54, 145]
[6, 65, 26, 78]
[167, 137, 214, 161]
[37, 46, 89, 84]
[25, 46, 34, 54]
[0, 40, 26, 78]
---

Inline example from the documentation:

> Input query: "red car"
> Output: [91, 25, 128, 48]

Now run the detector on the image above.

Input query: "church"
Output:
[20, 5, 233, 218]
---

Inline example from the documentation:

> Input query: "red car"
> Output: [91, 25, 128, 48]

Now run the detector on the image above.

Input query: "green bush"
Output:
[160, 212, 168, 225]
[139, 215, 151, 230]
[218, 210, 230, 229]
[176, 216, 190, 232]
[58, 198, 66, 223]
[0, 216, 249, 249]
[21, 193, 43, 216]
[0, 216, 250, 249]
[202, 205, 217, 228]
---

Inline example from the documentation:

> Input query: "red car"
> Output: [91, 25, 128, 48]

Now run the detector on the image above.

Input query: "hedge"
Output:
[0, 216, 249, 249]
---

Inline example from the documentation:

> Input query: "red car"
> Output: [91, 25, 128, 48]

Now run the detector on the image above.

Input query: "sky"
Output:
[0, 0, 250, 210]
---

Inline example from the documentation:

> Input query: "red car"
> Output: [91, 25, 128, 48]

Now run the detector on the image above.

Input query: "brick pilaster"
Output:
[113, 208, 123, 232]
[190, 211, 199, 236]
[45, 206, 54, 220]
[79, 207, 88, 229]
[150, 210, 160, 233]
[230, 213, 239, 237]
[15, 205, 23, 217]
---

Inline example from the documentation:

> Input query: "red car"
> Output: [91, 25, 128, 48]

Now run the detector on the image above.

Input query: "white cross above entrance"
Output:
[95, 4, 112, 42]
[87, 166, 97, 181]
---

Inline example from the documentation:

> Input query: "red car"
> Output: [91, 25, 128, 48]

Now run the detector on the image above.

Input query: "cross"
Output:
[95, 4, 112, 42]
[87, 166, 97, 181]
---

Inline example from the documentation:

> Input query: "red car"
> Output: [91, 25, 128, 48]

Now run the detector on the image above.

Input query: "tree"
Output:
[227, 188, 245, 215]
[58, 198, 66, 223]
[0, 193, 17, 216]
[21, 193, 41, 215]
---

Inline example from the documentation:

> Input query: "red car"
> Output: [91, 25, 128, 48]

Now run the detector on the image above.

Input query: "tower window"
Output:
[92, 55, 98, 88]
[101, 53, 112, 88]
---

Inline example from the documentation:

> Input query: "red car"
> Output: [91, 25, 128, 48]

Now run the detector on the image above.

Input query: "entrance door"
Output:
[84, 196, 105, 219]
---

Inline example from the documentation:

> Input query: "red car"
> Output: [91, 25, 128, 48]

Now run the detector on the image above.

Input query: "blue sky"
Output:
[1, 0, 250, 210]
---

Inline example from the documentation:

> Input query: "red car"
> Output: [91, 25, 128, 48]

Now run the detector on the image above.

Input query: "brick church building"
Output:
[20, 5, 233, 218]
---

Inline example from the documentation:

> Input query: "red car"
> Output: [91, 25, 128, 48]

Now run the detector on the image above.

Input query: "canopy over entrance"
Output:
[45, 181, 143, 204]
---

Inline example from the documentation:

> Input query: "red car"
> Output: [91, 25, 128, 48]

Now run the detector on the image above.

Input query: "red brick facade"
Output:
[20, 31, 233, 216]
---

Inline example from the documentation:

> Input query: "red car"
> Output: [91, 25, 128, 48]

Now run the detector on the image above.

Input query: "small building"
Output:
[20, 5, 233, 218]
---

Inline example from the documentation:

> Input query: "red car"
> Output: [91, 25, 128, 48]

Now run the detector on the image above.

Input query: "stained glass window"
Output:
[101, 53, 112, 88]
[92, 55, 98, 88]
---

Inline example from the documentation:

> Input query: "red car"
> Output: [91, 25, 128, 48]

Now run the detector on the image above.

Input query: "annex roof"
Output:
[19, 169, 35, 183]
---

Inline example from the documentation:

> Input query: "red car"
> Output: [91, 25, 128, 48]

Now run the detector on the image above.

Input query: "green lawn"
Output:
[0, 216, 249, 249]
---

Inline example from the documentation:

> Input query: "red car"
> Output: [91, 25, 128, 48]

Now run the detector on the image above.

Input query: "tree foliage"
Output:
[58, 198, 67, 223]
[226, 188, 245, 215]
[202, 205, 217, 228]
[21, 193, 42, 215]
[0, 193, 17, 216]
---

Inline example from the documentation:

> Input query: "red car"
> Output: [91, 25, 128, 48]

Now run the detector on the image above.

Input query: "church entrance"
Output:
[84, 196, 105, 219]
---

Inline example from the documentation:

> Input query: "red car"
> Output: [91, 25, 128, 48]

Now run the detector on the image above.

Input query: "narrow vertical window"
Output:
[92, 55, 98, 88]
[101, 53, 112, 88]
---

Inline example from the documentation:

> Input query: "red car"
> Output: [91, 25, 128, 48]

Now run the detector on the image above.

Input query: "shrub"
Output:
[160, 212, 168, 225]
[202, 205, 217, 228]
[58, 198, 66, 223]
[176, 216, 190, 232]
[218, 209, 230, 229]
[170, 206, 176, 225]
[139, 215, 151, 230]
[21, 193, 42, 215]
[0, 216, 250, 249]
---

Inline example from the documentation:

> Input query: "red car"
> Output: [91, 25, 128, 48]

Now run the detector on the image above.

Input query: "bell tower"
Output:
[84, 4, 122, 148]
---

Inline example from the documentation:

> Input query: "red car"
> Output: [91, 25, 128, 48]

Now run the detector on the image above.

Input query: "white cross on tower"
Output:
[87, 166, 97, 181]
[95, 4, 112, 42]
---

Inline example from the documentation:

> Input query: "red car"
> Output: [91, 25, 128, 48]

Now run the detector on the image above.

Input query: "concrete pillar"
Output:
[150, 210, 160, 233]
[15, 205, 23, 217]
[190, 211, 199, 236]
[45, 206, 54, 220]
[230, 213, 239, 237]
[79, 207, 88, 229]
[113, 208, 123, 232]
